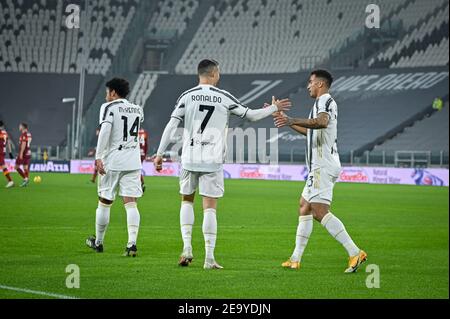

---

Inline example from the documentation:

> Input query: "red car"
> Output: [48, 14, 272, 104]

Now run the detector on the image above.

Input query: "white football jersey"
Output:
[306, 93, 341, 175]
[171, 84, 249, 172]
[98, 98, 144, 171]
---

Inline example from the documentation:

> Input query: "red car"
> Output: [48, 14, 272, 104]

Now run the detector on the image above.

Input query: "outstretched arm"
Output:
[242, 97, 291, 122]
[245, 104, 278, 121]
[290, 124, 308, 136]
[274, 112, 329, 129]
[272, 111, 308, 135]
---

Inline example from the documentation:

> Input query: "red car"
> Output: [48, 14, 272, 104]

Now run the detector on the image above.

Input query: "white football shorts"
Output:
[98, 169, 142, 201]
[301, 168, 339, 205]
[179, 168, 224, 198]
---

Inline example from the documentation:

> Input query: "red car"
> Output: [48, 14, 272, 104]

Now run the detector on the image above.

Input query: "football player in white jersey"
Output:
[86, 78, 144, 257]
[154, 59, 291, 269]
[274, 70, 367, 273]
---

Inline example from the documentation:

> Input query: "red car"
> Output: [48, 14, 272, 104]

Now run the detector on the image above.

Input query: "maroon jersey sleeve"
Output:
[0, 130, 7, 156]
[139, 130, 148, 157]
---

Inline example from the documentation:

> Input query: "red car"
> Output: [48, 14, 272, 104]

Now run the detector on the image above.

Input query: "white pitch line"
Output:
[0, 285, 79, 299]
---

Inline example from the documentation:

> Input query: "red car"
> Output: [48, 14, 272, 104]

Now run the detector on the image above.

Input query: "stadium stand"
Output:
[374, 102, 449, 153]
[140, 68, 449, 165]
[147, 0, 199, 39]
[0, 0, 139, 74]
[369, 1, 449, 68]
[0, 72, 102, 146]
[129, 72, 159, 107]
[390, 0, 447, 31]
[0, 0, 448, 166]
[284, 74, 448, 157]
[175, 0, 407, 74]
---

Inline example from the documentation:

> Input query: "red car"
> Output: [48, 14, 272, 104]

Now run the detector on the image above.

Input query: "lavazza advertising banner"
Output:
[4, 159, 71, 173]
[70, 160, 448, 187]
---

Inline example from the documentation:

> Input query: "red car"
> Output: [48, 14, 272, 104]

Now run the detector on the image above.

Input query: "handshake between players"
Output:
[153, 95, 291, 172]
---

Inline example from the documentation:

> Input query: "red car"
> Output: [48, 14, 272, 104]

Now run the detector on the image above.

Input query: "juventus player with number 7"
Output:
[86, 78, 144, 257]
[274, 69, 367, 273]
[154, 59, 291, 269]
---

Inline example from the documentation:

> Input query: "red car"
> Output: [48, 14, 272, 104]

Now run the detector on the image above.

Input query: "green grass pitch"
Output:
[0, 173, 448, 299]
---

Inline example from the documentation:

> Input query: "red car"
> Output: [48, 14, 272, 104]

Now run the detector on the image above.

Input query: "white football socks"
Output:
[291, 215, 313, 262]
[125, 202, 140, 248]
[95, 202, 111, 246]
[321, 212, 360, 256]
[202, 208, 217, 261]
[180, 201, 195, 252]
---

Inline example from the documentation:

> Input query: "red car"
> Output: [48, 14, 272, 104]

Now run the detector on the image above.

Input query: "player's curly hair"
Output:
[311, 69, 333, 88]
[106, 78, 130, 98]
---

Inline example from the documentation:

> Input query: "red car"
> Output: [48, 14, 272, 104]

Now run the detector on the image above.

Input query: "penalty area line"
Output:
[0, 284, 80, 299]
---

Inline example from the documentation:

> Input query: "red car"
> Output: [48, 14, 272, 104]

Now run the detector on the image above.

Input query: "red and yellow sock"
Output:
[3, 168, 12, 182]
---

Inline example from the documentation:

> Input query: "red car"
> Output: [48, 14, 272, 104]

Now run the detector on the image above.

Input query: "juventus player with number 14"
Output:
[274, 69, 367, 273]
[154, 59, 291, 269]
[86, 78, 144, 257]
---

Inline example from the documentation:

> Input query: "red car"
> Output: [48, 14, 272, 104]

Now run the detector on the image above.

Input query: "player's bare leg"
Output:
[179, 193, 195, 266]
[23, 164, 29, 186]
[202, 196, 222, 270]
[86, 197, 113, 253]
[311, 202, 366, 273]
[15, 164, 25, 179]
[2, 165, 14, 188]
[123, 196, 140, 257]
[282, 197, 313, 269]
[16, 164, 29, 187]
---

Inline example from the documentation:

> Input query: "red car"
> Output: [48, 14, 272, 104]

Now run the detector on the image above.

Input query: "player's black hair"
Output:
[198, 59, 219, 76]
[0, 120, 4, 128]
[310, 69, 333, 88]
[106, 78, 130, 98]
[20, 122, 28, 129]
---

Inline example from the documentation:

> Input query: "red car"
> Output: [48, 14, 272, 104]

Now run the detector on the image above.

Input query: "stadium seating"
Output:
[286, 86, 444, 155]
[0, 0, 139, 74]
[147, 0, 199, 39]
[369, 1, 449, 68]
[139, 67, 449, 163]
[0, 72, 102, 146]
[374, 103, 449, 153]
[1, 0, 448, 163]
[393, 37, 449, 68]
[389, 0, 447, 31]
[129, 72, 159, 107]
[175, 0, 407, 74]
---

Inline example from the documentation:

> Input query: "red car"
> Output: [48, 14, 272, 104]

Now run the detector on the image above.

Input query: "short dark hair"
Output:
[310, 69, 333, 88]
[20, 122, 28, 129]
[198, 59, 219, 76]
[0, 120, 4, 127]
[106, 78, 130, 98]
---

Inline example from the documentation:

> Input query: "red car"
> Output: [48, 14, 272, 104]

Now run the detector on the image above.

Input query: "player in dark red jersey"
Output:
[138, 128, 149, 192]
[0, 121, 14, 188]
[15, 123, 32, 187]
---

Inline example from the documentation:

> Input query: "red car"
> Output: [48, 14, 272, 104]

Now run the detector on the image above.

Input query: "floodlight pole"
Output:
[76, 0, 90, 159]
[62, 97, 77, 159]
